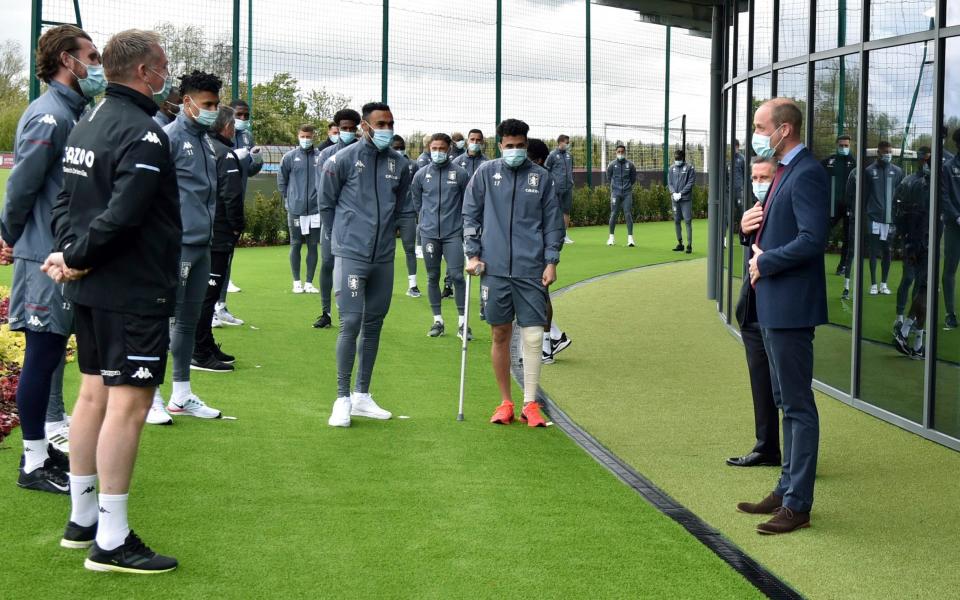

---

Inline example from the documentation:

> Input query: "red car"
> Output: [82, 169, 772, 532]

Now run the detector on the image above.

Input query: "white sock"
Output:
[153, 387, 164, 403]
[549, 322, 562, 341]
[902, 318, 915, 337]
[172, 380, 192, 402]
[895, 314, 904, 324]
[542, 332, 552, 353]
[96, 493, 130, 551]
[433, 315, 443, 324]
[22, 438, 49, 473]
[844, 278, 850, 290]
[45, 419, 67, 433]
[408, 275, 417, 287]
[69, 473, 98, 527]
[458, 315, 466, 327]
[914, 330, 924, 351]
[215, 301, 225, 312]
[521, 327, 542, 404]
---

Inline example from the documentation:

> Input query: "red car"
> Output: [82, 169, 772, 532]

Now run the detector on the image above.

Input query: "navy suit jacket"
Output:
[746, 147, 829, 329]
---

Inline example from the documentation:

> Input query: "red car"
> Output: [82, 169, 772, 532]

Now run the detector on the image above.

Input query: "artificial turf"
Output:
[0, 222, 770, 598]
[543, 259, 960, 600]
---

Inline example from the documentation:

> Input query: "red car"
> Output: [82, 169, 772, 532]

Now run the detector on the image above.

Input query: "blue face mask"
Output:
[502, 148, 527, 168]
[752, 181, 771, 202]
[340, 131, 356, 144]
[617, 154, 625, 161]
[299, 138, 313, 150]
[69, 55, 106, 98]
[186, 97, 217, 128]
[838, 146, 850, 156]
[468, 142, 482, 153]
[147, 68, 173, 104]
[363, 122, 393, 150]
[752, 125, 784, 159]
[329, 133, 340, 143]
[431, 150, 448, 165]
[235, 119, 250, 132]
[881, 153, 893, 163]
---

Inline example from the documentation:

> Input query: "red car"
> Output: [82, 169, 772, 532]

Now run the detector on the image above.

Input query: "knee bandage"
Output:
[521, 326, 543, 404]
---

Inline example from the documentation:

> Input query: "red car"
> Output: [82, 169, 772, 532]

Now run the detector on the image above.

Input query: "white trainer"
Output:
[350, 392, 392, 420]
[45, 420, 70, 453]
[607, 235, 615, 246]
[146, 391, 173, 425]
[627, 235, 636, 247]
[869, 284, 879, 296]
[292, 281, 304, 294]
[564, 236, 575, 244]
[211, 315, 223, 328]
[328, 397, 352, 427]
[216, 307, 244, 326]
[167, 394, 221, 419]
[303, 282, 320, 294]
[880, 283, 892, 295]
[227, 280, 241, 293]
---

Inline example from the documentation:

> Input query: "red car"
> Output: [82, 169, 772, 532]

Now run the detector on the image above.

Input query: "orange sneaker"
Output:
[490, 401, 515, 424]
[520, 402, 547, 427]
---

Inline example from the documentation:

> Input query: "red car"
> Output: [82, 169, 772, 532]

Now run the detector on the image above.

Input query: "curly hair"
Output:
[179, 70, 222, 97]
[36, 25, 91, 83]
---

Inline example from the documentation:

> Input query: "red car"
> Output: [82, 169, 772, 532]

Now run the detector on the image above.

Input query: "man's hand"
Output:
[250, 146, 263, 164]
[749, 244, 764, 285]
[741, 202, 764, 234]
[672, 192, 681, 201]
[41, 252, 89, 283]
[466, 257, 485, 277]
[542, 263, 557, 288]
[0, 240, 13, 266]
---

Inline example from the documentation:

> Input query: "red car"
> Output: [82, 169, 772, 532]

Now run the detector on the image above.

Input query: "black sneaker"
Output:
[428, 321, 445, 337]
[17, 457, 69, 494]
[541, 350, 555, 365]
[672, 243, 685, 251]
[189, 354, 234, 373]
[441, 285, 454, 299]
[841, 288, 850, 301]
[84, 530, 178, 574]
[910, 345, 925, 360]
[406, 286, 422, 298]
[61, 520, 97, 549]
[946, 313, 959, 330]
[457, 325, 473, 341]
[47, 443, 69, 472]
[211, 343, 235, 364]
[893, 332, 911, 357]
[313, 312, 332, 329]
[835, 264, 846, 276]
[685, 245, 693, 254]
[551, 332, 572, 356]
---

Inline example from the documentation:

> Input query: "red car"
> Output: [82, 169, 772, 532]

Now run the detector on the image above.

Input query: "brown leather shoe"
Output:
[736, 492, 783, 515]
[756, 506, 811, 535]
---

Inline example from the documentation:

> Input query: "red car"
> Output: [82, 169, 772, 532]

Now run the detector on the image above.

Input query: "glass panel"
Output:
[778, 0, 810, 60]
[722, 88, 732, 320]
[776, 65, 808, 144]
[732, 82, 749, 284]
[815, 0, 863, 52]
[870, 0, 936, 41]
[812, 55, 861, 394]
[738, 7, 749, 75]
[950, 0, 960, 27]
[753, 0, 774, 68]
[860, 43, 934, 423]
[934, 37, 960, 438]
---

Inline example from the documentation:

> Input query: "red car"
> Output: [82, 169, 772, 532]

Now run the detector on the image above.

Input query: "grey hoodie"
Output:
[463, 158, 564, 279]
[164, 113, 218, 246]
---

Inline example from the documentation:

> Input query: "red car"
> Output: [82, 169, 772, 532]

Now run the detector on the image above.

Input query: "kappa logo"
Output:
[81, 486, 95, 495]
[294, 156, 302, 162]
[347, 275, 360, 291]
[208, 279, 217, 287]
[39, 114, 57, 126]
[141, 131, 162, 145]
[355, 160, 366, 170]
[425, 172, 433, 180]
[182, 141, 194, 156]
[27, 315, 42, 327]
[132, 367, 153, 380]
[493, 172, 503, 186]
[100, 369, 121, 377]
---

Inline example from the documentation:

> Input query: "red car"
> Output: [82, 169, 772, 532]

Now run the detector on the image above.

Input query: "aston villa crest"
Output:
[388, 159, 396, 173]
[527, 173, 540, 187]
[347, 275, 359, 291]
[448, 170, 457, 181]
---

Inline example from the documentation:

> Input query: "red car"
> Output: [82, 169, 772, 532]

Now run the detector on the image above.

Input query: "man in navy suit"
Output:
[735, 98, 829, 535]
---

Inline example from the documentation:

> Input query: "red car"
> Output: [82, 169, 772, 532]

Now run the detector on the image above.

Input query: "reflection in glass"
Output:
[753, 0, 773, 68]
[870, 0, 935, 41]
[935, 37, 960, 438]
[778, 0, 809, 60]
[738, 8, 749, 75]
[811, 56, 860, 394]
[861, 43, 934, 423]
[950, 0, 960, 27]
[776, 65, 807, 143]
[815, 0, 862, 52]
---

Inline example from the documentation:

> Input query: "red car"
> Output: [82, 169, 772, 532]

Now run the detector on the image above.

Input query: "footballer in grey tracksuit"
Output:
[544, 147, 575, 215]
[319, 138, 412, 399]
[410, 158, 470, 318]
[454, 151, 488, 179]
[278, 144, 322, 285]
[164, 112, 218, 383]
[606, 156, 638, 235]
[316, 137, 360, 314]
[1, 80, 88, 430]
[668, 159, 696, 247]
[463, 158, 565, 327]
[394, 150, 419, 283]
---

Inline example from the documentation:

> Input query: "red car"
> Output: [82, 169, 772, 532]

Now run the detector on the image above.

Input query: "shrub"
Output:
[571, 183, 709, 227]
[241, 191, 289, 247]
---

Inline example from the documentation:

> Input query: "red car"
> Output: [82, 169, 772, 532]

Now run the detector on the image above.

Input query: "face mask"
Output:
[557, 145, 567, 152]
[881, 153, 892, 163]
[299, 138, 313, 150]
[329, 134, 340, 143]
[147, 68, 173, 104]
[468, 142, 482, 153]
[455, 140, 465, 150]
[164, 101, 180, 115]
[752, 181, 771, 202]
[431, 150, 448, 165]
[674, 160, 683, 166]
[922, 163, 930, 175]
[235, 119, 250, 132]
[363, 122, 393, 150]
[502, 148, 527, 168]
[68, 55, 106, 98]
[340, 131, 356, 144]
[752, 124, 784, 159]
[186, 98, 217, 128]
[838, 147, 850, 156]
[617, 154, 625, 161]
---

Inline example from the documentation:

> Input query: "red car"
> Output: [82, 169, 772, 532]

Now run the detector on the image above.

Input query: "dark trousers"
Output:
[830, 210, 850, 270]
[741, 322, 781, 457]
[194, 249, 231, 355]
[761, 326, 819, 513]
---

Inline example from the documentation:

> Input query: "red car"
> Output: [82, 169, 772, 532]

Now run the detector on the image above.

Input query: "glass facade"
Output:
[718, 0, 960, 451]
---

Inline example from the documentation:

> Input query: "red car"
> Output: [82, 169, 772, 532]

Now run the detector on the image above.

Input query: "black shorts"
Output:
[74, 304, 169, 387]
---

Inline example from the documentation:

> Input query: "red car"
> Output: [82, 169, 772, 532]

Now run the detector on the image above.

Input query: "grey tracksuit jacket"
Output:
[544, 148, 574, 193]
[606, 159, 637, 197]
[164, 113, 218, 246]
[278, 146, 322, 216]
[410, 160, 470, 239]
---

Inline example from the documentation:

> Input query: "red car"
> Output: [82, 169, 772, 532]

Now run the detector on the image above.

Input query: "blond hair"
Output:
[102, 29, 162, 82]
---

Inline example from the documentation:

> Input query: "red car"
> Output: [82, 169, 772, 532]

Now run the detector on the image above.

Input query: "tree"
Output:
[0, 39, 27, 151]
[155, 22, 231, 85]
[304, 88, 351, 123]
[247, 72, 307, 145]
